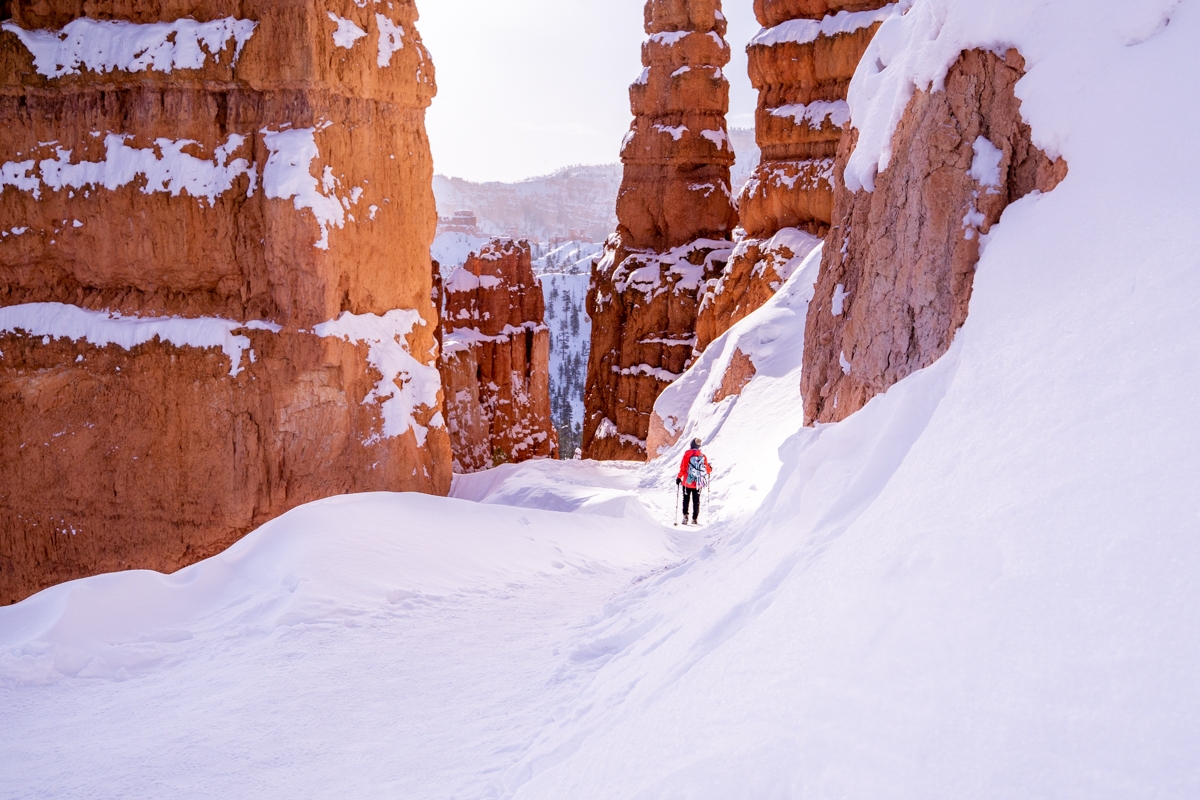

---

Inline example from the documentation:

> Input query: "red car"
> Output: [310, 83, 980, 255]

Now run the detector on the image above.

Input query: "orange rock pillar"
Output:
[0, 1, 451, 604]
[440, 239, 558, 472]
[582, 0, 737, 461]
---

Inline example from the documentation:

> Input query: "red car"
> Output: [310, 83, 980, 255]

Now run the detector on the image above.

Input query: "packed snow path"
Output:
[0, 480, 707, 798]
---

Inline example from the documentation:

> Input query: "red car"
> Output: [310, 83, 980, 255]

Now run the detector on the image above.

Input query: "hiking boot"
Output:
[680, 518, 688, 526]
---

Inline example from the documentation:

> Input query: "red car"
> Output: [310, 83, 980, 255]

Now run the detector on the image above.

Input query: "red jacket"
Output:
[677, 449, 712, 489]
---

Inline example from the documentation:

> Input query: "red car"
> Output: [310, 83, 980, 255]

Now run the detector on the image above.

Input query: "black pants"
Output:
[682, 487, 701, 521]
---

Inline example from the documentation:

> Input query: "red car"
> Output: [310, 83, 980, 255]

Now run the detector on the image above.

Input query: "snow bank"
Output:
[313, 309, 443, 445]
[1, 16, 256, 79]
[0, 491, 674, 798]
[841, 0, 1167, 191]
[653, 244, 822, 451]
[0, 302, 267, 376]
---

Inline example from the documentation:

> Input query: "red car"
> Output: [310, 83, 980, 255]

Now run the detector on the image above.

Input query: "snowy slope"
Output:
[532, 239, 603, 275]
[431, 230, 490, 273]
[3, 1, 1200, 797]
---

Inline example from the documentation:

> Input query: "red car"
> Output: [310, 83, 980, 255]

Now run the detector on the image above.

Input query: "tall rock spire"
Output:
[582, 0, 737, 461]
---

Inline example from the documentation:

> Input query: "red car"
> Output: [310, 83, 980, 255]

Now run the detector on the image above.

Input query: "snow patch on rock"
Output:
[327, 13, 367, 49]
[1, 16, 256, 79]
[0, 302, 267, 376]
[750, 5, 896, 48]
[313, 309, 443, 445]
[1, 134, 255, 204]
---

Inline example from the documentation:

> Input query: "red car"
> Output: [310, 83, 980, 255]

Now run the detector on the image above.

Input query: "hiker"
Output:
[675, 438, 712, 525]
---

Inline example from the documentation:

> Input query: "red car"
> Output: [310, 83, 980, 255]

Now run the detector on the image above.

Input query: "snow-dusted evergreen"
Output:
[540, 272, 590, 456]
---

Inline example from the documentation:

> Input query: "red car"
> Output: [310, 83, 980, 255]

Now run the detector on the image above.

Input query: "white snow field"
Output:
[4, 0, 1200, 796]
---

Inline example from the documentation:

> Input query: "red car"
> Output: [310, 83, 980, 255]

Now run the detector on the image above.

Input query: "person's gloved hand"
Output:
[675, 477, 681, 486]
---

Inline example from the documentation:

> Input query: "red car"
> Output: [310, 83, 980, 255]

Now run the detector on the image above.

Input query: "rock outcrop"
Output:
[440, 239, 557, 472]
[582, 0, 737, 461]
[694, 226, 820, 352]
[696, 0, 890, 353]
[0, 1, 449, 605]
[740, 0, 892, 240]
[801, 48, 1067, 424]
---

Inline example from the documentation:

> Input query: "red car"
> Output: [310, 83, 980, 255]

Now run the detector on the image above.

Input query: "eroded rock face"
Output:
[739, 0, 891, 240]
[695, 226, 820, 352]
[0, 1, 449, 604]
[801, 48, 1068, 424]
[582, 0, 737, 461]
[711, 347, 756, 403]
[440, 239, 557, 472]
[696, 0, 888, 354]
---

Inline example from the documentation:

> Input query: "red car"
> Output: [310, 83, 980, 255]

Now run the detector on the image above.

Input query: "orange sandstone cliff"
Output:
[695, 0, 890, 353]
[440, 239, 557, 472]
[801, 48, 1067, 424]
[582, 0, 737, 461]
[0, 1, 449, 604]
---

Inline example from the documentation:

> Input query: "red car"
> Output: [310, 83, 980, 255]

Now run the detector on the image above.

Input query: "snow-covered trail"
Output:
[0, 490, 701, 798]
[0, 420, 782, 799]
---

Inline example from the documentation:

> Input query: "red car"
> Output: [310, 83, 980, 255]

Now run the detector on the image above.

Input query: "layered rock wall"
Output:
[440, 239, 557, 472]
[801, 48, 1067, 424]
[582, 0, 736, 461]
[0, 1, 449, 604]
[739, 0, 892, 240]
[695, 0, 891, 353]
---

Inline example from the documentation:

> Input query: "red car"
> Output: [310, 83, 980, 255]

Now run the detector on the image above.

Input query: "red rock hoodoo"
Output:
[582, 0, 738, 461]
[801, 48, 1067, 424]
[440, 239, 557, 473]
[695, 0, 890, 353]
[0, 1, 449, 604]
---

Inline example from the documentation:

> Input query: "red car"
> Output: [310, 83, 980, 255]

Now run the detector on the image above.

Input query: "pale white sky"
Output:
[418, 0, 760, 183]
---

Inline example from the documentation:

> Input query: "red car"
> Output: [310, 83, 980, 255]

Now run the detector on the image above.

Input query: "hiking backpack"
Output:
[686, 453, 706, 488]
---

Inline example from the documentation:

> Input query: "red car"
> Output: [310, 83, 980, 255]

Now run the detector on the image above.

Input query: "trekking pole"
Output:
[674, 483, 680, 526]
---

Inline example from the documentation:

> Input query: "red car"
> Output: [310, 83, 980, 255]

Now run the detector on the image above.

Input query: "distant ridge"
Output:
[433, 129, 760, 242]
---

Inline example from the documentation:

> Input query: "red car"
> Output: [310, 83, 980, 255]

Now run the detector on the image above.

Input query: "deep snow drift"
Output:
[3, 0, 1200, 797]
